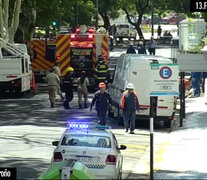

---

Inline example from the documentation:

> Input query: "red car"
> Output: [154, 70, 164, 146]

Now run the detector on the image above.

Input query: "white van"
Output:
[109, 54, 178, 128]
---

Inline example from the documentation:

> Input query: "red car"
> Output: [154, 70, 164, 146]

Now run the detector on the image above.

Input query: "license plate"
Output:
[76, 156, 92, 162]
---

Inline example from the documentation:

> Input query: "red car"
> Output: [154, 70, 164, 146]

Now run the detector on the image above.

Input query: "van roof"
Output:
[119, 54, 173, 65]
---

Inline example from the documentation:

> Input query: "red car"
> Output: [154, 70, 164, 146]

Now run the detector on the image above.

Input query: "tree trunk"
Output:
[0, 0, 4, 38]
[99, 12, 110, 31]
[123, 8, 144, 40]
[135, 25, 144, 39]
[9, 0, 21, 43]
[3, 0, 9, 32]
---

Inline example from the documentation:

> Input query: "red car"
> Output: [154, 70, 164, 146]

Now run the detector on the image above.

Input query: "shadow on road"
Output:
[0, 157, 49, 179]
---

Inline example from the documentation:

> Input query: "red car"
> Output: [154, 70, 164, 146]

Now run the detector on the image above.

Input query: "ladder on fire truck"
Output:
[0, 37, 28, 58]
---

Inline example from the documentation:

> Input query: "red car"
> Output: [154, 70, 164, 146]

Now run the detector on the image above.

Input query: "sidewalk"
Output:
[128, 95, 207, 179]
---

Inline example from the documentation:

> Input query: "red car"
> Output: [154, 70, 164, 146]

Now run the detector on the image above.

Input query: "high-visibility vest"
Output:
[121, 91, 139, 109]
[95, 63, 109, 80]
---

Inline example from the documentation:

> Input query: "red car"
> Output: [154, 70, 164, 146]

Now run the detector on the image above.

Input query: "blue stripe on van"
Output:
[150, 92, 179, 96]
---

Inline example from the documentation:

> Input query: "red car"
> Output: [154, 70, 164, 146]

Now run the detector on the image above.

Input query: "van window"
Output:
[25, 60, 28, 73]
[2, 48, 13, 56]
[119, 25, 129, 28]
[21, 58, 25, 74]
[45, 45, 56, 61]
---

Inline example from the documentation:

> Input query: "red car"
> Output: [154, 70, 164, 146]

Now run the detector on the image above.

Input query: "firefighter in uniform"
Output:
[95, 55, 110, 89]
[45, 68, 60, 108]
[90, 82, 113, 125]
[62, 67, 74, 109]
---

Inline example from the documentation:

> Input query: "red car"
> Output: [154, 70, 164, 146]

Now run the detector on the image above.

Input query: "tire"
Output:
[164, 120, 171, 128]
[118, 171, 122, 180]
[108, 111, 114, 118]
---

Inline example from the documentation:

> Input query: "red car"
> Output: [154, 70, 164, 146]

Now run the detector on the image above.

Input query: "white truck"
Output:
[115, 24, 137, 41]
[0, 38, 32, 94]
[109, 54, 179, 128]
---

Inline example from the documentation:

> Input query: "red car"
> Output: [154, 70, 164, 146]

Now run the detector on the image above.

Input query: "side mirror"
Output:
[119, 145, 127, 150]
[52, 141, 59, 146]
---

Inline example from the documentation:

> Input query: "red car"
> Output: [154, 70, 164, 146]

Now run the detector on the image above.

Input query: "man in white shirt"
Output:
[148, 37, 157, 55]
[53, 62, 63, 99]
[45, 68, 60, 108]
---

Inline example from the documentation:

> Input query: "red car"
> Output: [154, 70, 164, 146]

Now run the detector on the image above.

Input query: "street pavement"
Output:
[2, 46, 205, 180]
[128, 94, 207, 179]
[0, 91, 171, 180]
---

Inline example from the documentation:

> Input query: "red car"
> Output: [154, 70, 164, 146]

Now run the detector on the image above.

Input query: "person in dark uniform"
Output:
[90, 82, 113, 125]
[94, 56, 110, 89]
[62, 67, 74, 109]
[126, 42, 136, 54]
[137, 41, 147, 54]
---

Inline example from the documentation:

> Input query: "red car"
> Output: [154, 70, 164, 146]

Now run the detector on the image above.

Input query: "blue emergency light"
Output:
[67, 123, 89, 130]
[66, 123, 111, 130]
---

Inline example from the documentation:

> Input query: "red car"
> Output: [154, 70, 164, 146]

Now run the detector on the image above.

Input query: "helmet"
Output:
[81, 71, 86, 75]
[98, 55, 104, 61]
[99, 82, 106, 88]
[126, 83, 135, 90]
[130, 42, 133, 46]
[103, 54, 107, 60]
[67, 67, 74, 72]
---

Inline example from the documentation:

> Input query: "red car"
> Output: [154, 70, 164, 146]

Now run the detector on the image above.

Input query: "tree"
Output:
[90, 0, 120, 30]
[0, 0, 22, 42]
[120, 0, 151, 39]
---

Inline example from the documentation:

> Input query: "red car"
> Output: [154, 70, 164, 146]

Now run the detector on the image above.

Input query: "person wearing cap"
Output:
[45, 68, 60, 108]
[121, 83, 140, 134]
[53, 61, 64, 100]
[77, 71, 89, 109]
[126, 42, 136, 54]
[90, 82, 113, 125]
[94, 55, 110, 89]
[137, 41, 147, 54]
[62, 67, 74, 109]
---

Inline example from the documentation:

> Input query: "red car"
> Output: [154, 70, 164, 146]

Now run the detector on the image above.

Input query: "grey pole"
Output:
[151, 0, 154, 37]
[96, 0, 99, 29]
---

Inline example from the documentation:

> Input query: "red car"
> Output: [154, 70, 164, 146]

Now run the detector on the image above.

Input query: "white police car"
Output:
[51, 123, 127, 179]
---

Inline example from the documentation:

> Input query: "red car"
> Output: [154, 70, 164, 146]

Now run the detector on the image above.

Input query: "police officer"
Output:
[62, 67, 74, 109]
[45, 68, 60, 108]
[77, 71, 89, 109]
[94, 55, 110, 89]
[90, 82, 113, 125]
[121, 83, 140, 134]
[137, 41, 147, 54]
[126, 42, 136, 54]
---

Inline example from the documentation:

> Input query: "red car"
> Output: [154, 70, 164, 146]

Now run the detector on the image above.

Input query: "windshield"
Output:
[61, 134, 111, 148]
[119, 25, 129, 28]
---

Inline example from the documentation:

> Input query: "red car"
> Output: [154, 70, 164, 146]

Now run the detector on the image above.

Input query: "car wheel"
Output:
[163, 120, 171, 128]
[118, 170, 122, 180]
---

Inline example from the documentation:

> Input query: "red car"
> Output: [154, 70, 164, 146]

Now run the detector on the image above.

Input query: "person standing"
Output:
[137, 41, 147, 54]
[121, 83, 140, 134]
[53, 61, 64, 99]
[191, 72, 202, 97]
[126, 42, 136, 54]
[45, 68, 60, 108]
[77, 71, 89, 109]
[90, 82, 113, 125]
[202, 72, 207, 93]
[94, 56, 110, 89]
[62, 67, 74, 109]
[148, 37, 157, 55]
[157, 25, 162, 38]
